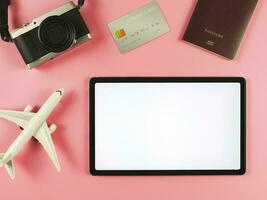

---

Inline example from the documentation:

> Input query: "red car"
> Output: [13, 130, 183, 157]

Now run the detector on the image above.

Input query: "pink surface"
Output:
[0, 0, 266, 199]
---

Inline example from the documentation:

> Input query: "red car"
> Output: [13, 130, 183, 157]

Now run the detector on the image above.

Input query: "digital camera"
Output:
[9, 1, 91, 69]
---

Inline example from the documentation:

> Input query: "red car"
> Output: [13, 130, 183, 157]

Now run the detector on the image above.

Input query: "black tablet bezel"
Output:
[90, 77, 246, 176]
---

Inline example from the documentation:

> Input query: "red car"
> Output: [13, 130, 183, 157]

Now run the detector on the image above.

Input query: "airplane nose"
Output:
[56, 89, 64, 96]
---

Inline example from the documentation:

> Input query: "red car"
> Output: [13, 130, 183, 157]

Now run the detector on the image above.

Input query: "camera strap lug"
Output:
[0, 0, 12, 42]
[77, 0, 85, 9]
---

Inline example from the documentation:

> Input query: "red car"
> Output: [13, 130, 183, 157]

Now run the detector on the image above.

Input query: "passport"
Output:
[183, 0, 258, 59]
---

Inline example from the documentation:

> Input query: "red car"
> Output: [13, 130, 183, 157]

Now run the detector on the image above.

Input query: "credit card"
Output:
[108, 1, 170, 53]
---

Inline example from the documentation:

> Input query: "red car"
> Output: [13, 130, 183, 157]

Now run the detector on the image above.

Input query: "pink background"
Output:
[0, 0, 266, 199]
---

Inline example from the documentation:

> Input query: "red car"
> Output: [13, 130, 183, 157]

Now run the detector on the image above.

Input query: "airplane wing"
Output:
[0, 109, 34, 128]
[34, 124, 61, 172]
[0, 109, 61, 172]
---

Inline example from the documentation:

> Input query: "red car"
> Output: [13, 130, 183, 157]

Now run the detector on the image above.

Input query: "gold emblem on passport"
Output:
[207, 40, 214, 46]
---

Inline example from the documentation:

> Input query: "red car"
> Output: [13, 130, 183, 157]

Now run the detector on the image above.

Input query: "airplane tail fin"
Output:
[0, 153, 15, 180]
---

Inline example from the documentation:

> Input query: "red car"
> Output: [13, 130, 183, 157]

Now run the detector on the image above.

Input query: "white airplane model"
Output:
[0, 89, 64, 180]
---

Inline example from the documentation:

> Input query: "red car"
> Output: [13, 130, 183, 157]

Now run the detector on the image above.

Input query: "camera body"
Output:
[11, 2, 91, 69]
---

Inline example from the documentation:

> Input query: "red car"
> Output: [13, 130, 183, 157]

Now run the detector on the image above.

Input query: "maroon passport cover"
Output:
[183, 0, 258, 59]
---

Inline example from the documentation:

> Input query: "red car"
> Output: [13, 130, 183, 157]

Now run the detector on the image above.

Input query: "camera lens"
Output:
[38, 16, 76, 53]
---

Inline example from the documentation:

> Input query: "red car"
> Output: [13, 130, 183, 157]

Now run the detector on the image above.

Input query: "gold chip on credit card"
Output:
[115, 29, 126, 39]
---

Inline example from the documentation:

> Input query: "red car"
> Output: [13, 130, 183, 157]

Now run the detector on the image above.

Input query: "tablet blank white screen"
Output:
[94, 83, 241, 170]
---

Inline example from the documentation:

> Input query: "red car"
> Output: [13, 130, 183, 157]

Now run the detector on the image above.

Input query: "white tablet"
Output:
[90, 77, 246, 175]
